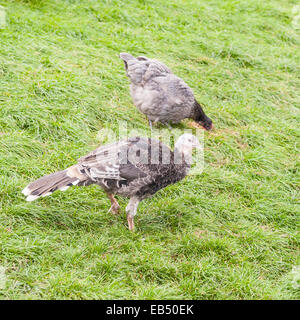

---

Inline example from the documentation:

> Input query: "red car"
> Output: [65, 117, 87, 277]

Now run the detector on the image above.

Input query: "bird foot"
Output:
[127, 215, 135, 231]
[157, 120, 172, 129]
[165, 122, 172, 130]
[108, 203, 120, 215]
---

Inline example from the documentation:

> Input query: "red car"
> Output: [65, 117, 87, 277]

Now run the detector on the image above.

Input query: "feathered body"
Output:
[22, 135, 200, 230]
[77, 137, 189, 199]
[120, 53, 212, 130]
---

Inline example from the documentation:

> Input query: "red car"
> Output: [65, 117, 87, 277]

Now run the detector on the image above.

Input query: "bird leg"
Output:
[148, 118, 153, 131]
[106, 193, 120, 215]
[126, 197, 140, 231]
[155, 118, 172, 130]
[162, 121, 172, 130]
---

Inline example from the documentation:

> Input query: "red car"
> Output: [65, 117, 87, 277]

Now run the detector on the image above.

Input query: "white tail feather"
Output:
[22, 186, 31, 196]
[26, 195, 39, 202]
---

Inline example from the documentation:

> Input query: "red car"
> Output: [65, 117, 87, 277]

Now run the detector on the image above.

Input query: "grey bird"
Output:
[22, 134, 201, 231]
[119, 52, 213, 130]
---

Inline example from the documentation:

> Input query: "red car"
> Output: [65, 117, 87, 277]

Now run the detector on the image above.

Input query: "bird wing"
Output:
[142, 59, 171, 82]
[162, 74, 195, 106]
[77, 138, 148, 182]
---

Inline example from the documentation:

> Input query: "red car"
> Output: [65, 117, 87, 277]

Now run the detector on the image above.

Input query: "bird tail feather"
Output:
[119, 52, 149, 84]
[22, 169, 80, 201]
[119, 52, 135, 62]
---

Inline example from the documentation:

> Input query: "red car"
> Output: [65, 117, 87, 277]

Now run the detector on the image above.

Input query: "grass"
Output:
[0, 0, 299, 299]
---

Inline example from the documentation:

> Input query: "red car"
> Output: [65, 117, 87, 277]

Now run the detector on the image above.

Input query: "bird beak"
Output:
[204, 124, 214, 131]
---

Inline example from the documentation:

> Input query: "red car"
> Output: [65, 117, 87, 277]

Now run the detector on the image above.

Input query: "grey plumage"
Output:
[119, 52, 213, 130]
[22, 170, 79, 201]
[22, 134, 201, 230]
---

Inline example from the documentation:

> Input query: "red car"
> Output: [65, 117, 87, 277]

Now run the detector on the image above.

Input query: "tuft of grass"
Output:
[0, 0, 299, 299]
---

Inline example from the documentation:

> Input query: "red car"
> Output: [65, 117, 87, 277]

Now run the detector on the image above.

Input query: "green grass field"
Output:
[0, 0, 299, 299]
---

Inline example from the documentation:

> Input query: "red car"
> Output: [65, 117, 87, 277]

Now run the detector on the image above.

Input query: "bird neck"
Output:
[174, 146, 193, 167]
[191, 100, 208, 122]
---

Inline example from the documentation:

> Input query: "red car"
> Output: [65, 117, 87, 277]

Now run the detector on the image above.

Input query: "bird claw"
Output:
[160, 121, 172, 129]
[108, 204, 120, 215]
[166, 122, 172, 130]
[127, 215, 135, 231]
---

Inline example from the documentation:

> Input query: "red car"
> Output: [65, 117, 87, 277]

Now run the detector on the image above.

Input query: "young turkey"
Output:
[119, 52, 213, 130]
[22, 134, 201, 231]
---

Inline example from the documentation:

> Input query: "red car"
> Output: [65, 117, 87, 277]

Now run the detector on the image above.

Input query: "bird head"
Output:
[198, 115, 213, 131]
[175, 134, 201, 154]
